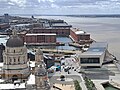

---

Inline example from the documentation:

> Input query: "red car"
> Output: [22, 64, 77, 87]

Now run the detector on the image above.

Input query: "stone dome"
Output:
[6, 35, 24, 47]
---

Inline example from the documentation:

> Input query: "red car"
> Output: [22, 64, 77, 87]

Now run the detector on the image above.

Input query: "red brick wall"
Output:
[70, 30, 78, 42]
[78, 34, 90, 40]
[25, 34, 56, 43]
[32, 28, 70, 36]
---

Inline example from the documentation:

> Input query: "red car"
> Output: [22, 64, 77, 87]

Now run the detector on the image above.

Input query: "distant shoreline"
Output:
[4, 14, 120, 18]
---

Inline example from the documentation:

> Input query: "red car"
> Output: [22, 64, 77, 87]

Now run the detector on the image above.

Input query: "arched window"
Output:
[14, 58, 16, 64]
[14, 58, 15, 62]
[18, 57, 20, 62]
[18, 57, 20, 64]
[9, 58, 12, 65]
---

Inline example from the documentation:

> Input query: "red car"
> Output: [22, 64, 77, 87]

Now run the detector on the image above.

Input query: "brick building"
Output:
[70, 28, 90, 43]
[25, 33, 56, 44]
[0, 23, 10, 30]
[32, 28, 70, 36]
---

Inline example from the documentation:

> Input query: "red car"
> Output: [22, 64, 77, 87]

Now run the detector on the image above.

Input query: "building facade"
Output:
[25, 33, 56, 44]
[32, 28, 70, 36]
[70, 28, 90, 43]
[35, 48, 50, 90]
[79, 42, 108, 68]
[2, 30, 30, 81]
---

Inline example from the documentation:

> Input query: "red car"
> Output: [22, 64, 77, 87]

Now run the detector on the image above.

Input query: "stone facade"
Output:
[35, 49, 50, 90]
[1, 30, 30, 81]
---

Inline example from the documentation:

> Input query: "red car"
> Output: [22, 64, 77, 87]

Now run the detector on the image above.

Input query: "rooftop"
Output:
[81, 42, 108, 56]
[52, 23, 72, 27]
[71, 28, 88, 35]
[0, 83, 26, 89]
[26, 33, 56, 36]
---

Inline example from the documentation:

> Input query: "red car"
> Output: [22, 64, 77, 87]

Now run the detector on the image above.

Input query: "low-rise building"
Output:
[70, 28, 91, 43]
[25, 33, 56, 44]
[79, 42, 108, 68]
[32, 27, 70, 36]
[0, 23, 10, 30]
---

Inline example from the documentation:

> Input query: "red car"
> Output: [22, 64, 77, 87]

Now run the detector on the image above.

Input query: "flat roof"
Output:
[0, 83, 26, 89]
[71, 28, 89, 35]
[26, 33, 56, 36]
[27, 74, 35, 85]
[81, 42, 107, 56]
[75, 31, 85, 34]
[52, 23, 71, 27]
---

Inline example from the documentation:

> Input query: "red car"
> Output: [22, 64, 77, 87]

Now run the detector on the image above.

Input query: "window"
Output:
[14, 58, 16, 64]
[9, 58, 12, 64]
[18, 57, 20, 64]
[18, 57, 20, 61]
[14, 50, 15, 53]
[80, 58, 100, 64]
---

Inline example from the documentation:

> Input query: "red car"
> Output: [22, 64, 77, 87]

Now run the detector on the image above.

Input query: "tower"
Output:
[35, 48, 50, 90]
[2, 30, 30, 81]
[4, 13, 9, 23]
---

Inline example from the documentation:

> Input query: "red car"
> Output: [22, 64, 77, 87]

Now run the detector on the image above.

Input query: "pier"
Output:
[35, 48, 81, 54]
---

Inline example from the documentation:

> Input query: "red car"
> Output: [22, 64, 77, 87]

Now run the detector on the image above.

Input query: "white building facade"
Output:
[79, 42, 108, 68]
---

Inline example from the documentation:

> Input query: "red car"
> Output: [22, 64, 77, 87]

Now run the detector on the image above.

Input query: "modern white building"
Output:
[79, 42, 108, 68]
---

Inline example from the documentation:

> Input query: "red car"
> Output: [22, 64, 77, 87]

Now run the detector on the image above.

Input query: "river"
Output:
[33, 16, 120, 60]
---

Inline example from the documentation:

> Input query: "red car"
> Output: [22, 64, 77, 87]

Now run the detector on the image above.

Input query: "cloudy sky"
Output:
[0, 0, 120, 15]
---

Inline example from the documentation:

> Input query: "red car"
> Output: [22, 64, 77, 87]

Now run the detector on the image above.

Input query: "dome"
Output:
[6, 35, 24, 47]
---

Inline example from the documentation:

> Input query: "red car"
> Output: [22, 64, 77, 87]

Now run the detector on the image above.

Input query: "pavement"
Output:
[49, 56, 120, 90]
[49, 57, 88, 90]
[52, 83, 75, 90]
[90, 63, 120, 90]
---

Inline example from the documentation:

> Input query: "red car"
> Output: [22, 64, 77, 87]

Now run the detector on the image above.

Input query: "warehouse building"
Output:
[70, 28, 91, 44]
[25, 33, 56, 44]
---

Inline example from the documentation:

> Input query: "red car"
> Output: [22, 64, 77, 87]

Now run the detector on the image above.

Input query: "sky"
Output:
[0, 0, 120, 15]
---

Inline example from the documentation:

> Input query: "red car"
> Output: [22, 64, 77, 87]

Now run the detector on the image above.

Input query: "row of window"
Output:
[6, 49, 22, 53]
[4, 57, 26, 65]
[4, 61, 26, 65]
[80, 58, 100, 64]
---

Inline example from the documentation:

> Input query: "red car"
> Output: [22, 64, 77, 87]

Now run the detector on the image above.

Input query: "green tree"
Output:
[74, 80, 82, 90]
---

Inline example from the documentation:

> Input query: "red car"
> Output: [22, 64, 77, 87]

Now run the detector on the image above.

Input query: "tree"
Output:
[74, 80, 82, 90]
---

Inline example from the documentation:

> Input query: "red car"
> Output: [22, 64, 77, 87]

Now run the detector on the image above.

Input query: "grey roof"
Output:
[81, 42, 107, 56]
[89, 42, 108, 48]
[52, 23, 71, 27]
[35, 67, 47, 76]
[6, 35, 24, 47]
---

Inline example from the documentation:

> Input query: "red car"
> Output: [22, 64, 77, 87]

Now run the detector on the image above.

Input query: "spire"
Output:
[36, 48, 43, 55]
[12, 29, 17, 36]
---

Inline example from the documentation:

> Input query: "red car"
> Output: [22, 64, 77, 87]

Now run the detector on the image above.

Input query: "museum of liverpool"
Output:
[79, 42, 108, 68]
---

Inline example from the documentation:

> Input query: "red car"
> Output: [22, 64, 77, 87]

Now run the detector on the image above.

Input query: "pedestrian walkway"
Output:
[53, 83, 75, 90]
[110, 80, 120, 89]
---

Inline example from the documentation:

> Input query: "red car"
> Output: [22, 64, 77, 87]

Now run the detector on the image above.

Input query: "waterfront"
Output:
[57, 37, 77, 50]
[34, 16, 120, 60]
[0, 36, 77, 50]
